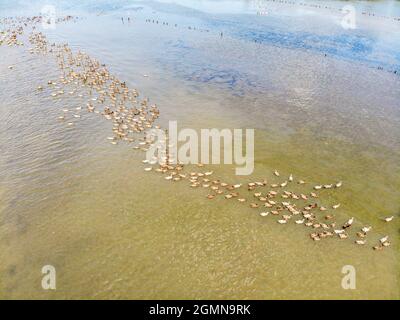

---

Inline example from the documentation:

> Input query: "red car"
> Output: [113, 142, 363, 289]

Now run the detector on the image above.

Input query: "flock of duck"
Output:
[1, 15, 396, 252]
[144, 18, 212, 34]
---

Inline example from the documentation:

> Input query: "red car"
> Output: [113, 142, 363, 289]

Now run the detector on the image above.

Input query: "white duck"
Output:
[343, 217, 354, 229]
[379, 236, 389, 244]
[383, 216, 394, 222]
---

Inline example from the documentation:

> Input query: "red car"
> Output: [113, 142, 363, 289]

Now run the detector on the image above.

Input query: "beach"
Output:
[0, 0, 399, 299]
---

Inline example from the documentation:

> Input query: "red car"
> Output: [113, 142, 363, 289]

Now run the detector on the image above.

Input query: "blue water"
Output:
[142, 1, 400, 72]
[1, 0, 399, 93]
[1, 0, 400, 74]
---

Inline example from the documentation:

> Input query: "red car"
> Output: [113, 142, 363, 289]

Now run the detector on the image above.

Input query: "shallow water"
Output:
[0, 0, 399, 299]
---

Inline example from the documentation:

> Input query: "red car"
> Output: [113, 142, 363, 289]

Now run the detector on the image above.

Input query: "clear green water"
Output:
[0, 1, 399, 299]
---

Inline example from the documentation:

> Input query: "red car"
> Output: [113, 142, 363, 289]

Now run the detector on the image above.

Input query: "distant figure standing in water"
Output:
[220, 32, 223, 37]
[121, 17, 124, 24]
[128, 17, 130, 23]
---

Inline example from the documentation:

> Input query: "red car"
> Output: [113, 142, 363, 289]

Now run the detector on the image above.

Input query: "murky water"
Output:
[0, 0, 399, 299]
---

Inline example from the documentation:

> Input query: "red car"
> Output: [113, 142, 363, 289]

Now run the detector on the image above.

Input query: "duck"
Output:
[361, 226, 371, 233]
[334, 229, 345, 234]
[379, 236, 389, 243]
[383, 216, 394, 222]
[342, 217, 354, 229]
